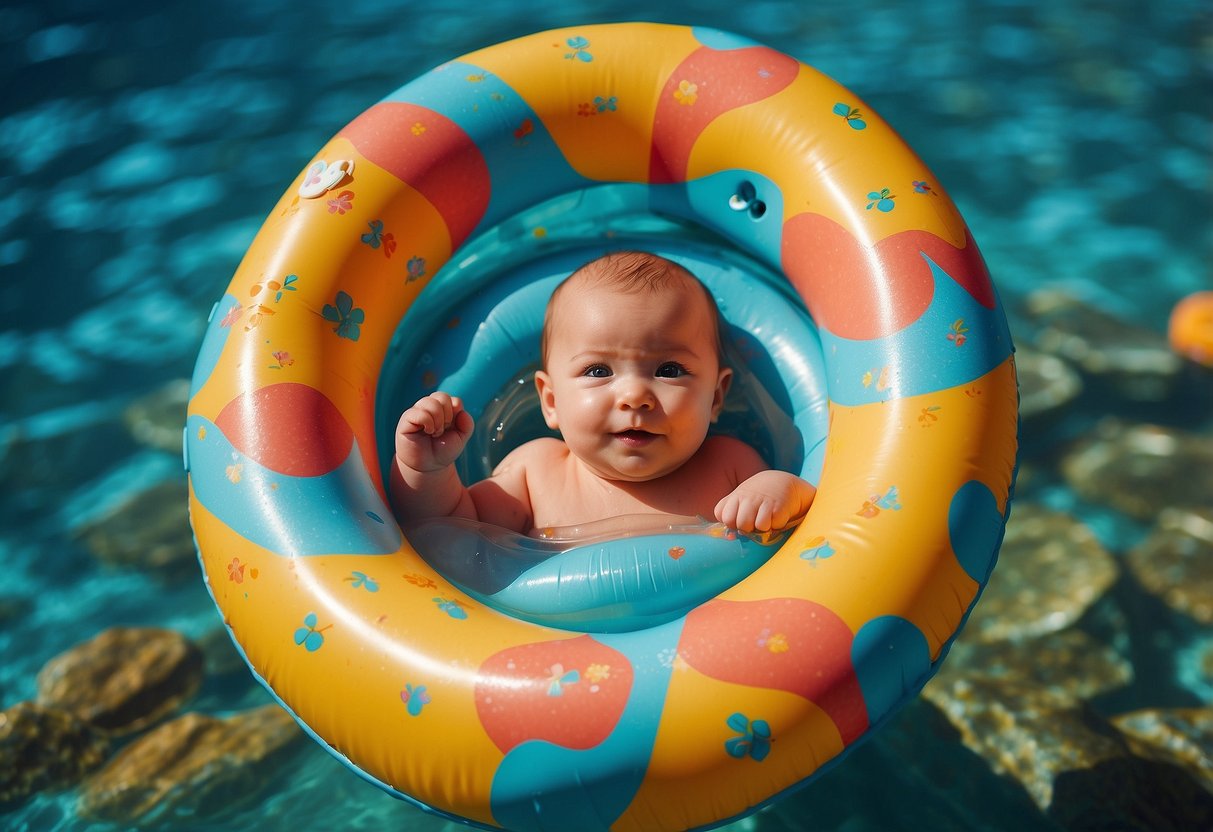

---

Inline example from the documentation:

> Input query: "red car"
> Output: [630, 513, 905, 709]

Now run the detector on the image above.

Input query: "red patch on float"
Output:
[679, 598, 869, 744]
[214, 383, 353, 477]
[781, 213, 995, 341]
[340, 102, 490, 249]
[475, 636, 632, 754]
[649, 46, 798, 184]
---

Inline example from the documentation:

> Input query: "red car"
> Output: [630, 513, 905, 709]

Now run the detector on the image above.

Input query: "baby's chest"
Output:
[527, 467, 728, 528]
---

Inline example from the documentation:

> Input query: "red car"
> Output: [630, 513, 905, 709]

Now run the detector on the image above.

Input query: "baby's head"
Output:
[535, 251, 733, 482]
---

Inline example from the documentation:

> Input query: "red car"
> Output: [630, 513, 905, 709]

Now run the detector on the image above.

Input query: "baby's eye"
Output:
[655, 362, 688, 378]
[582, 364, 612, 378]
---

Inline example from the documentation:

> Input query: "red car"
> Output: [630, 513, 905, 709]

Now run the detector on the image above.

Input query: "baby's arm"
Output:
[391, 392, 477, 524]
[392, 392, 532, 531]
[708, 437, 817, 534]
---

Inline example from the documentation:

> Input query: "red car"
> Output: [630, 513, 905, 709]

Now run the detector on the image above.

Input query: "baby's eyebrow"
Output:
[573, 342, 702, 357]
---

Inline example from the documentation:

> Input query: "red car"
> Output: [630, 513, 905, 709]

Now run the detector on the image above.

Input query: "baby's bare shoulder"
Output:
[701, 434, 764, 463]
[696, 435, 767, 481]
[492, 437, 569, 474]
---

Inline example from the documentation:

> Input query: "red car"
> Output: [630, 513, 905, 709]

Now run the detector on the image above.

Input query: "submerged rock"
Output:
[1126, 506, 1213, 624]
[1026, 289, 1184, 401]
[1113, 707, 1213, 795]
[77, 705, 304, 827]
[923, 676, 1213, 831]
[964, 504, 1118, 643]
[72, 477, 197, 580]
[943, 628, 1132, 700]
[36, 627, 203, 736]
[0, 701, 110, 810]
[1060, 420, 1213, 521]
[1014, 346, 1082, 433]
[123, 379, 189, 454]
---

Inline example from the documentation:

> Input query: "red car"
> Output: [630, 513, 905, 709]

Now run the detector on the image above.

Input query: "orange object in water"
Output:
[1169, 291, 1213, 367]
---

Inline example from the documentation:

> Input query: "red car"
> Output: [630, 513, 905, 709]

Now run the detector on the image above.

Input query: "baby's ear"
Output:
[711, 366, 733, 422]
[534, 370, 560, 429]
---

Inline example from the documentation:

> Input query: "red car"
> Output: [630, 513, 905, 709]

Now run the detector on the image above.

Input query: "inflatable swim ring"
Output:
[186, 23, 1018, 832]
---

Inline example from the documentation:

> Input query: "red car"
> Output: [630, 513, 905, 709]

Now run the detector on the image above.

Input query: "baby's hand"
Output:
[715, 470, 816, 534]
[395, 392, 474, 473]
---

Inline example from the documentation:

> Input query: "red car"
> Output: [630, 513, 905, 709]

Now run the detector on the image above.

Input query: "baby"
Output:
[391, 251, 816, 535]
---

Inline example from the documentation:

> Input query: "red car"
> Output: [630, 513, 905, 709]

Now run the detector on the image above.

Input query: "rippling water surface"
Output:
[1, 0, 1209, 830]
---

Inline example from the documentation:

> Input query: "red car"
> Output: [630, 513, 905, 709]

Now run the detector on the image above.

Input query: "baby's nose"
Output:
[617, 379, 655, 410]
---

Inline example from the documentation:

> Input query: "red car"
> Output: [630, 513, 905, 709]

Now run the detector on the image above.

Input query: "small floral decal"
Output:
[244, 305, 274, 330]
[913, 180, 934, 195]
[866, 188, 896, 212]
[220, 303, 242, 328]
[832, 102, 867, 130]
[228, 557, 259, 583]
[585, 663, 611, 683]
[433, 596, 467, 619]
[799, 535, 836, 562]
[404, 572, 437, 589]
[268, 350, 294, 370]
[244, 274, 298, 331]
[564, 36, 592, 62]
[294, 612, 330, 652]
[674, 80, 699, 105]
[918, 406, 941, 426]
[947, 319, 969, 346]
[272, 275, 298, 302]
[857, 486, 902, 518]
[322, 291, 365, 341]
[594, 95, 617, 112]
[726, 713, 772, 761]
[345, 571, 379, 592]
[577, 102, 595, 117]
[401, 682, 431, 716]
[326, 190, 354, 214]
[667, 546, 686, 560]
[406, 256, 426, 282]
[411, 121, 426, 136]
[546, 663, 580, 696]
[756, 629, 788, 653]
[225, 460, 243, 484]
[361, 220, 388, 251]
[862, 366, 890, 391]
[465, 71, 488, 83]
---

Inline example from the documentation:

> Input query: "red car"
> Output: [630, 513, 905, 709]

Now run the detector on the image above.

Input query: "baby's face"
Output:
[535, 279, 731, 483]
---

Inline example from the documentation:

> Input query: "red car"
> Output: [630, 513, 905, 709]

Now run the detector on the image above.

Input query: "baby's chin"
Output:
[582, 454, 694, 484]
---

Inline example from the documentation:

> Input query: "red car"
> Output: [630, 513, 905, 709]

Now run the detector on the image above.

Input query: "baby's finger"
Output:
[397, 407, 430, 435]
[714, 495, 738, 530]
[400, 399, 446, 436]
[754, 500, 774, 533]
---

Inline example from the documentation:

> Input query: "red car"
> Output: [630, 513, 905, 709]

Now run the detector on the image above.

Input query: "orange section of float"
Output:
[467, 26, 703, 184]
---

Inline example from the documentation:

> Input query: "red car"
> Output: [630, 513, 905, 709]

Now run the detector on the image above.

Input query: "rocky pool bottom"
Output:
[2, 287, 1211, 831]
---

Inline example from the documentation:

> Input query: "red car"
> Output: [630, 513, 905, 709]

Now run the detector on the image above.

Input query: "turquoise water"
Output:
[1, 0, 1210, 830]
